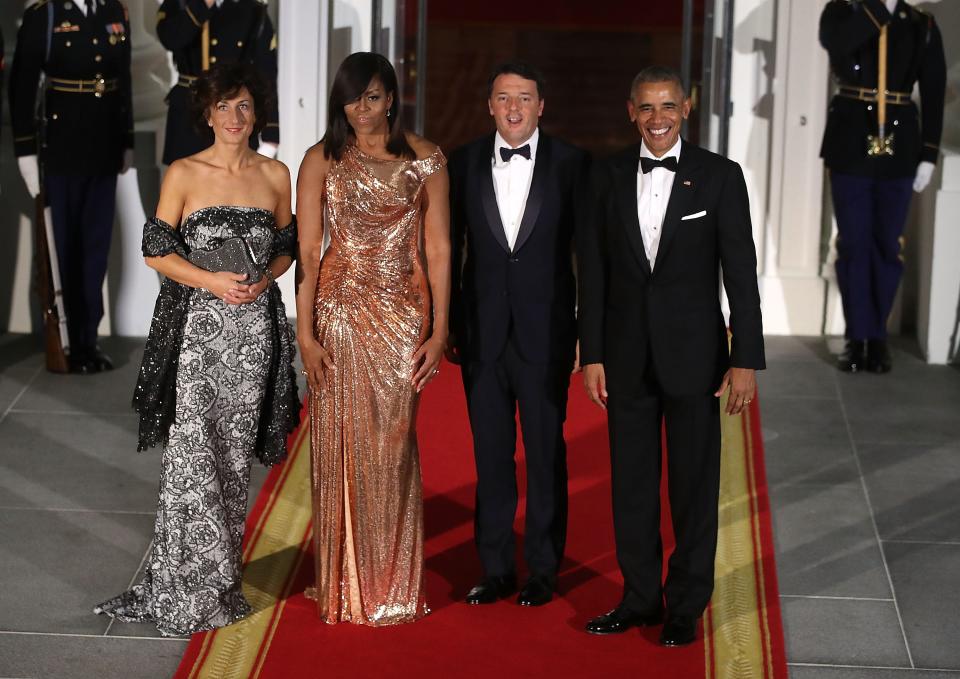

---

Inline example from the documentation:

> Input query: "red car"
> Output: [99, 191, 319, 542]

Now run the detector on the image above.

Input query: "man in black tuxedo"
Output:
[448, 62, 588, 608]
[578, 66, 765, 646]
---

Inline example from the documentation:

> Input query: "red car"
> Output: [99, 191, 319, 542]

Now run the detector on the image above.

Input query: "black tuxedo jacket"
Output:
[578, 141, 765, 396]
[449, 132, 589, 364]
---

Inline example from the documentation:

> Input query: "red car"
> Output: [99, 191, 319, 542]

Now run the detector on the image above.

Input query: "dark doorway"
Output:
[422, 1, 710, 157]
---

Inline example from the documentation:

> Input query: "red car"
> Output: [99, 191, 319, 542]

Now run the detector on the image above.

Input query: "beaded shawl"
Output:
[133, 215, 300, 465]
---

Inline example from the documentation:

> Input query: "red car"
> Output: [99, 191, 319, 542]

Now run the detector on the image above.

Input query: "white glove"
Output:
[913, 161, 935, 193]
[257, 141, 279, 159]
[121, 148, 135, 174]
[18, 155, 41, 198]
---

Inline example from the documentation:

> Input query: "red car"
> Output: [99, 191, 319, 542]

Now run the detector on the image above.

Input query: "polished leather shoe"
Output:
[68, 352, 96, 375]
[866, 339, 892, 374]
[585, 605, 664, 635]
[659, 615, 697, 646]
[88, 346, 115, 372]
[465, 574, 517, 605]
[517, 575, 555, 607]
[837, 339, 866, 373]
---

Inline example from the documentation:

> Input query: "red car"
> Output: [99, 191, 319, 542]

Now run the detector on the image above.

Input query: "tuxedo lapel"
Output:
[615, 146, 652, 277]
[511, 133, 551, 253]
[655, 143, 703, 267]
[477, 136, 511, 253]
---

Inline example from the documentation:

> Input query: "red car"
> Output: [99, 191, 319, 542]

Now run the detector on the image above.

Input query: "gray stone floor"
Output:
[0, 333, 958, 678]
[760, 336, 960, 678]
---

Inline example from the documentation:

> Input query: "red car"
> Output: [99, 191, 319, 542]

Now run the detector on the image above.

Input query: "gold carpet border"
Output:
[189, 425, 313, 679]
[705, 401, 773, 678]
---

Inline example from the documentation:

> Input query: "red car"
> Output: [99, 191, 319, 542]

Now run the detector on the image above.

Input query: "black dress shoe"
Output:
[585, 605, 664, 635]
[517, 575, 555, 607]
[465, 574, 517, 605]
[837, 339, 866, 373]
[659, 615, 697, 646]
[866, 339, 892, 374]
[88, 346, 115, 372]
[67, 351, 96, 375]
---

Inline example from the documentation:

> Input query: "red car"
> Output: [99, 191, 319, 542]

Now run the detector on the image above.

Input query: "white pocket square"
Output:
[681, 210, 707, 221]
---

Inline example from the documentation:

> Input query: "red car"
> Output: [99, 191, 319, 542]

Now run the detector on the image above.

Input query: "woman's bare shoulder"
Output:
[298, 142, 332, 179]
[259, 156, 291, 184]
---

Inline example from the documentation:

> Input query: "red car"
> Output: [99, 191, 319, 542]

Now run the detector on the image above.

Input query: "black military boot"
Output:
[837, 340, 866, 373]
[866, 339, 892, 374]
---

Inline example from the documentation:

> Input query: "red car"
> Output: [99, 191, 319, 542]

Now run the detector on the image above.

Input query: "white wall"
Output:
[725, 0, 831, 336]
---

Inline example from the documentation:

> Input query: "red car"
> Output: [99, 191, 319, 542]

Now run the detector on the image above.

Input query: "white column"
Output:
[275, 0, 332, 315]
[104, 0, 171, 336]
[916, 150, 960, 364]
[914, 0, 960, 363]
[733, 0, 831, 335]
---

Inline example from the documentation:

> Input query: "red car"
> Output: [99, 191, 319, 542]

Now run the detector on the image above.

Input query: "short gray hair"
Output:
[629, 66, 686, 100]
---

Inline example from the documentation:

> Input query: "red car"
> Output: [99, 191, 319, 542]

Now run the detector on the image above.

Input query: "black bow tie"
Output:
[500, 144, 531, 162]
[640, 156, 679, 174]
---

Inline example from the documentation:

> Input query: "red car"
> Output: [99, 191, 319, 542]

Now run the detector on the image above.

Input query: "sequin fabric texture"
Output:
[96, 206, 288, 636]
[308, 146, 446, 625]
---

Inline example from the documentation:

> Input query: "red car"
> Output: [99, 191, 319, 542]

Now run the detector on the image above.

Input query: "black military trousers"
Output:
[606, 353, 721, 618]
[831, 172, 914, 341]
[46, 173, 117, 353]
[462, 333, 570, 580]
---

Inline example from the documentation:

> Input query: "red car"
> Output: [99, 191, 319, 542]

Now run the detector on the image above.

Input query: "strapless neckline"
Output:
[182, 205, 275, 225]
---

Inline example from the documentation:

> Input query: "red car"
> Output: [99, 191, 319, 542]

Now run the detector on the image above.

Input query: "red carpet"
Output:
[175, 362, 786, 679]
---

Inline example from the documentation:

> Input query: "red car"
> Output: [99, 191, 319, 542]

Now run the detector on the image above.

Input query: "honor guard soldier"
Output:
[820, 0, 945, 373]
[9, 0, 135, 374]
[156, 0, 279, 164]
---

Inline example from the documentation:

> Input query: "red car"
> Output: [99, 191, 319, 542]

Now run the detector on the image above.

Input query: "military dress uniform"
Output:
[156, 0, 278, 164]
[8, 0, 134, 372]
[819, 0, 945, 371]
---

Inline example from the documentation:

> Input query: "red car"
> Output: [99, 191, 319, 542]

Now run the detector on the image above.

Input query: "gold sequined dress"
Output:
[307, 144, 446, 625]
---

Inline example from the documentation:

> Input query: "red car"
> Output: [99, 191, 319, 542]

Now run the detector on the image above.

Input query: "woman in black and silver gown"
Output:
[94, 64, 299, 637]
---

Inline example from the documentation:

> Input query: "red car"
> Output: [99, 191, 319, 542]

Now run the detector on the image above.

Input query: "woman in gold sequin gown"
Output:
[295, 53, 450, 625]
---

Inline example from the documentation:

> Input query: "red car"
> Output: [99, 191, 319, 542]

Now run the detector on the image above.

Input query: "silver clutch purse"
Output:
[188, 237, 263, 283]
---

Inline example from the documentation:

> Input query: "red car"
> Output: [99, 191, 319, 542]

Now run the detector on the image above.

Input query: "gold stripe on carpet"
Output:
[190, 426, 313, 679]
[706, 401, 770, 678]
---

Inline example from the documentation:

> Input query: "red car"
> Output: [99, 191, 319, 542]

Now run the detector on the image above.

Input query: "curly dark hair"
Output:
[191, 62, 273, 142]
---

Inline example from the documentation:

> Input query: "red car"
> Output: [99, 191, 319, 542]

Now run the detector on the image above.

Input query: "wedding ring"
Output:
[300, 369, 308, 376]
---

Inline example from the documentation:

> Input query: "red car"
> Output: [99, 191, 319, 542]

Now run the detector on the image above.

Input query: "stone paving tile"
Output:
[770, 483, 891, 598]
[790, 667, 960, 679]
[0, 509, 153, 635]
[0, 412, 157, 512]
[885, 541, 960, 670]
[0, 633, 186, 679]
[781, 597, 909, 667]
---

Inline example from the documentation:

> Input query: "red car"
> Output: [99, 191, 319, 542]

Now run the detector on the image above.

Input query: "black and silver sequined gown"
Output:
[95, 206, 292, 637]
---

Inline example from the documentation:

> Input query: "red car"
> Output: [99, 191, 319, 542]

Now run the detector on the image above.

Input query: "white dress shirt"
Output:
[492, 128, 539, 251]
[77, 0, 95, 16]
[637, 137, 682, 269]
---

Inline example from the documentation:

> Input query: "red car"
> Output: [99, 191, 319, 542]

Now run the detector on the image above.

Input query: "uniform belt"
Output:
[47, 76, 119, 97]
[177, 74, 198, 88]
[836, 85, 912, 106]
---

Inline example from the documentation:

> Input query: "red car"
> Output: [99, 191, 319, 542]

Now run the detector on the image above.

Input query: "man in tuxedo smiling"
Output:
[577, 66, 765, 646]
[448, 62, 588, 608]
